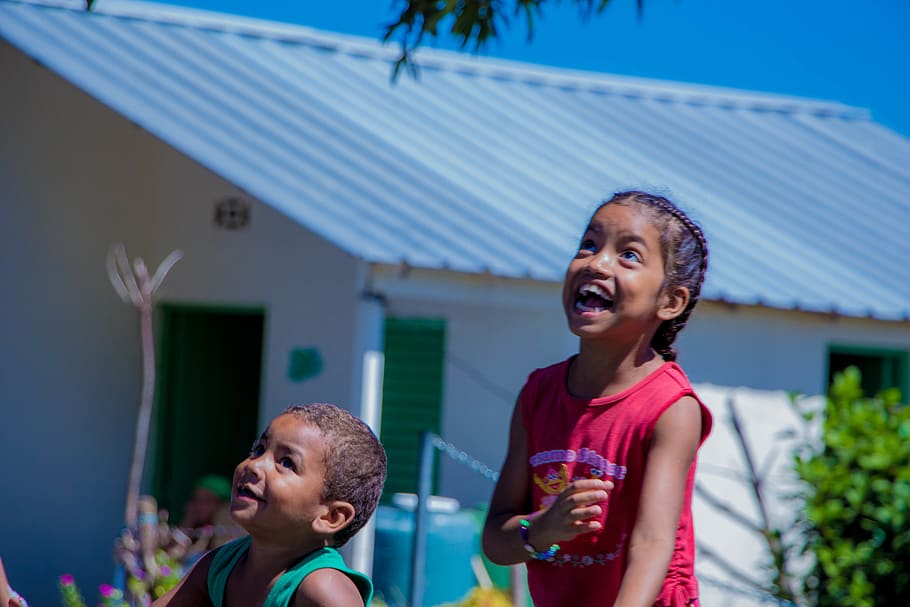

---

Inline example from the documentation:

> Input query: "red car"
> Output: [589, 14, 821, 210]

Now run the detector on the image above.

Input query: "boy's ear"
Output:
[312, 501, 356, 536]
[658, 285, 690, 321]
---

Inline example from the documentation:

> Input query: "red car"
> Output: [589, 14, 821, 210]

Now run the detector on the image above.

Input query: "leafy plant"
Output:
[792, 366, 910, 606]
[383, 1, 644, 78]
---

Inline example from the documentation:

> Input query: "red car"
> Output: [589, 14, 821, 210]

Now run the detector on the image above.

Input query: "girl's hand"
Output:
[528, 478, 613, 548]
[483, 394, 613, 565]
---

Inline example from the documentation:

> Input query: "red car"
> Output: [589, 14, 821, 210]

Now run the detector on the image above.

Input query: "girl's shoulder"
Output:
[524, 357, 573, 387]
[518, 357, 576, 426]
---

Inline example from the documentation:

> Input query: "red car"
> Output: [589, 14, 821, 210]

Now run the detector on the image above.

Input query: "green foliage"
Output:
[792, 367, 910, 606]
[384, 1, 643, 78]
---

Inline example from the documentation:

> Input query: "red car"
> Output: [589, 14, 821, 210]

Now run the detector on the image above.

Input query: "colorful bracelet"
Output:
[519, 518, 560, 561]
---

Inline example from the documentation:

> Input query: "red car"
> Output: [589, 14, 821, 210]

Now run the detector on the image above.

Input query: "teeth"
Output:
[575, 282, 613, 313]
[578, 283, 612, 301]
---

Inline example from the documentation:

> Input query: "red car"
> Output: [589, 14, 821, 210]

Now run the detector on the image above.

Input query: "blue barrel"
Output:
[372, 499, 481, 607]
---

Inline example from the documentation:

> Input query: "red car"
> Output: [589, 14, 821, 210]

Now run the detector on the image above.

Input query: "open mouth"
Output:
[574, 283, 614, 313]
[235, 485, 263, 502]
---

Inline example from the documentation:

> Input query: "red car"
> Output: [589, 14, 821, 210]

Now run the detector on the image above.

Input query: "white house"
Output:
[1, 1, 908, 605]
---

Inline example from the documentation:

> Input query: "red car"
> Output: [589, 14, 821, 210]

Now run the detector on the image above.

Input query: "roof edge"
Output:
[8, 0, 870, 120]
[368, 263, 909, 323]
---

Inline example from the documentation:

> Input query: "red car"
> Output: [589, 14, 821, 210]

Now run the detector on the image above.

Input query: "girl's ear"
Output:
[658, 285, 690, 321]
[312, 501, 356, 536]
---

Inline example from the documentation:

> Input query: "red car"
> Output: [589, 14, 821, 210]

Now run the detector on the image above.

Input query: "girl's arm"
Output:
[482, 397, 611, 565]
[151, 551, 215, 607]
[482, 397, 534, 565]
[613, 395, 703, 607]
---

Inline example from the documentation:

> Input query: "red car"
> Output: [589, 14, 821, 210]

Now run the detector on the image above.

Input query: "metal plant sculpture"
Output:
[106, 243, 183, 529]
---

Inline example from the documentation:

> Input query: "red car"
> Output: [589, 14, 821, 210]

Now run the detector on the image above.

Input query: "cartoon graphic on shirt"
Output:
[532, 463, 570, 509]
[528, 448, 630, 566]
[529, 447, 626, 511]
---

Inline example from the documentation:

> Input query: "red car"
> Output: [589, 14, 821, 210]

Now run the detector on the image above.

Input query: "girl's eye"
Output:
[279, 457, 296, 471]
[249, 443, 265, 458]
[579, 239, 597, 253]
[620, 250, 642, 263]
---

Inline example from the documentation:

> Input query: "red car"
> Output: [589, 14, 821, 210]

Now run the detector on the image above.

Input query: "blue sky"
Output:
[145, 0, 909, 137]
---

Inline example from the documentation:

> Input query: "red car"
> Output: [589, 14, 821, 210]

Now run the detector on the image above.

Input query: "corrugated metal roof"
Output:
[3, 0, 909, 320]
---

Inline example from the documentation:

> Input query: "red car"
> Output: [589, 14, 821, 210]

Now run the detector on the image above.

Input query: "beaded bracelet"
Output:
[519, 518, 560, 561]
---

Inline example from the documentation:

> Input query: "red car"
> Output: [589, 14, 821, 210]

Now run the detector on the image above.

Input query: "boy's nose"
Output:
[239, 456, 266, 481]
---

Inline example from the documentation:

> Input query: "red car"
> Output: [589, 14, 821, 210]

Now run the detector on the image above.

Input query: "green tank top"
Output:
[207, 535, 373, 606]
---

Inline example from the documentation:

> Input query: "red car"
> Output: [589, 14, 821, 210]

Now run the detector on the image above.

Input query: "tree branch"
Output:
[697, 542, 769, 592]
[727, 396, 773, 530]
[694, 481, 764, 535]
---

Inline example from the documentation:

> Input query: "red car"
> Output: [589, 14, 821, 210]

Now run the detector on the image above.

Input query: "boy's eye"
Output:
[620, 250, 642, 263]
[250, 443, 265, 458]
[279, 457, 296, 471]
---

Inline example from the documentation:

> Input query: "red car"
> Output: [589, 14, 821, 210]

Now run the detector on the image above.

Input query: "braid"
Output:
[606, 191, 709, 361]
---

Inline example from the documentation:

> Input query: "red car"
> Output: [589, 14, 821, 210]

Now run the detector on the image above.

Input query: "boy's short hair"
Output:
[283, 403, 387, 546]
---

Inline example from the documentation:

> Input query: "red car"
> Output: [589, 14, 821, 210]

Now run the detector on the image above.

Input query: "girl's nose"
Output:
[588, 251, 614, 275]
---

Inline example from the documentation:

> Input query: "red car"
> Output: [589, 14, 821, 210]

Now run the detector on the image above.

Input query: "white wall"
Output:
[680, 301, 910, 394]
[0, 42, 363, 605]
[372, 268, 573, 509]
[2, 40, 156, 605]
[144, 150, 363, 426]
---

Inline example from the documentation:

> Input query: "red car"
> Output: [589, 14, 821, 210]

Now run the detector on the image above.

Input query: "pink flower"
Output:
[159, 565, 172, 576]
[99, 584, 116, 597]
[59, 574, 75, 585]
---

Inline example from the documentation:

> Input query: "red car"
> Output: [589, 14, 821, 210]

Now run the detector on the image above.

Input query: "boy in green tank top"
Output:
[153, 403, 387, 607]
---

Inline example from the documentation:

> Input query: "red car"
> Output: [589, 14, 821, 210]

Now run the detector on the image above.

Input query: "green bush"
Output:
[793, 367, 910, 607]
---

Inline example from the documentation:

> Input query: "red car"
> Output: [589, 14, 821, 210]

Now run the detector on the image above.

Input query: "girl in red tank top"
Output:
[482, 191, 712, 607]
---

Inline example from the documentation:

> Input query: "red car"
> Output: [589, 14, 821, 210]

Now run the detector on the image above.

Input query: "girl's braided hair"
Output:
[601, 191, 709, 361]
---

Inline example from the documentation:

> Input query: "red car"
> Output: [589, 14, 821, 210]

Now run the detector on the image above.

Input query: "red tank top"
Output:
[520, 358, 712, 607]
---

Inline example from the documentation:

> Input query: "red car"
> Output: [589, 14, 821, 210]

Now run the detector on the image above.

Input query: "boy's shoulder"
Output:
[293, 568, 365, 607]
[150, 549, 216, 607]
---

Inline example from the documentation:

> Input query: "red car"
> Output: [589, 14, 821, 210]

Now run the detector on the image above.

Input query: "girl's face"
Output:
[230, 414, 330, 541]
[563, 203, 674, 342]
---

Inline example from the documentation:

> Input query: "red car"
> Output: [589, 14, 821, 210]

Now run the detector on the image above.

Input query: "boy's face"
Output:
[230, 414, 330, 541]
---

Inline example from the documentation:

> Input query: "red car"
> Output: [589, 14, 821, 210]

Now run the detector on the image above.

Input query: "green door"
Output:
[380, 317, 446, 498]
[152, 304, 264, 522]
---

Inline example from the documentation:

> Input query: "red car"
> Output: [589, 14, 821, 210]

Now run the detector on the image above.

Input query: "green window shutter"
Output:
[380, 317, 446, 498]
[827, 345, 909, 399]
